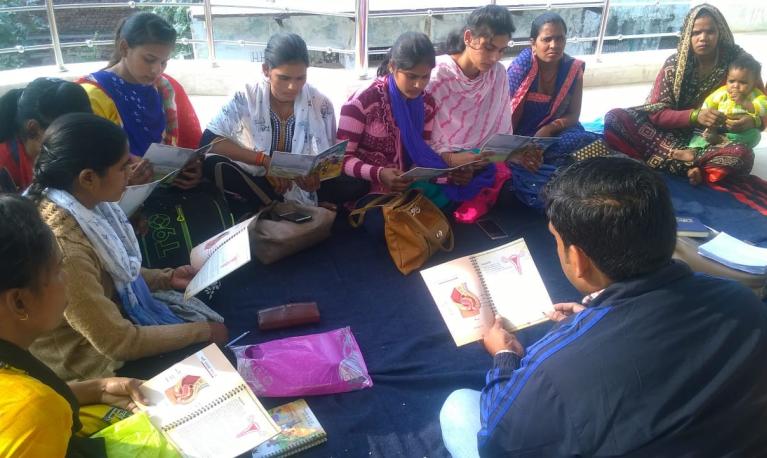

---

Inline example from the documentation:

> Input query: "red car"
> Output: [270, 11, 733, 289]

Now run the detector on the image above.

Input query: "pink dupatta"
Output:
[426, 55, 514, 152]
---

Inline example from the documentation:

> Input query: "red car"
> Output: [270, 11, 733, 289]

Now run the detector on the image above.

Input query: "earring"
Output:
[19, 312, 29, 321]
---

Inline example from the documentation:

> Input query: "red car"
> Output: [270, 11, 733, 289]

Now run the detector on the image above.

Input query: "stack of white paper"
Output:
[698, 232, 767, 275]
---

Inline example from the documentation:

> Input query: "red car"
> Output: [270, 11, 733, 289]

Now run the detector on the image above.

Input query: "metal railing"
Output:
[0, 0, 684, 77]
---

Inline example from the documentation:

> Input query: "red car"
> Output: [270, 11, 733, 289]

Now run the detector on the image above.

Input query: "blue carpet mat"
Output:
[667, 175, 767, 246]
[208, 177, 766, 457]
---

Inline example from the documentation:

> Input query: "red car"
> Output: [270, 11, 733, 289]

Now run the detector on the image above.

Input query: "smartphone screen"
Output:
[279, 211, 312, 223]
[477, 218, 508, 240]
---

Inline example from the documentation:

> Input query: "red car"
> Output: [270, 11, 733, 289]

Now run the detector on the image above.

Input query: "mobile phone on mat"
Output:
[477, 218, 508, 240]
[278, 211, 313, 223]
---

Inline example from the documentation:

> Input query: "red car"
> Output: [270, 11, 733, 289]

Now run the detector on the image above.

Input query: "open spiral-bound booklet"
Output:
[183, 214, 256, 300]
[420, 238, 553, 346]
[137, 344, 280, 458]
[118, 141, 220, 217]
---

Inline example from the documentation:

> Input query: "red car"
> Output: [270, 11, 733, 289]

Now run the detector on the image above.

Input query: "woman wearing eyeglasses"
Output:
[425, 5, 539, 221]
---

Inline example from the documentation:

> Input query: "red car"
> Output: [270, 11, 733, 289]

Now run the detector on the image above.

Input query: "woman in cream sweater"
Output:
[27, 113, 228, 381]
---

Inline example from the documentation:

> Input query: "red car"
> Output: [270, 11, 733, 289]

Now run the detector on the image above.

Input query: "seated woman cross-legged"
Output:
[202, 32, 368, 214]
[425, 5, 540, 220]
[604, 4, 762, 186]
[0, 194, 149, 457]
[507, 13, 603, 164]
[26, 113, 228, 382]
[80, 12, 204, 190]
[338, 32, 495, 237]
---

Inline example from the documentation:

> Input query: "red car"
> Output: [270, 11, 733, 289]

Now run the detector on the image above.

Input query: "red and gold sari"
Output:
[604, 4, 760, 183]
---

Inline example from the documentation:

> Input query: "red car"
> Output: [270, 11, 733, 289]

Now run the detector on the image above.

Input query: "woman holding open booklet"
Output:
[202, 32, 368, 211]
[80, 12, 204, 191]
[0, 194, 152, 457]
[339, 31, 506, 238]
[26, 114, 228, 384]
[424, 5, 542, 220]
[505, 12, 604, 208]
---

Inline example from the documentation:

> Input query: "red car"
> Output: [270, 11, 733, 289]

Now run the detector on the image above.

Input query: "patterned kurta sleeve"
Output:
[206, 91, 257, 151]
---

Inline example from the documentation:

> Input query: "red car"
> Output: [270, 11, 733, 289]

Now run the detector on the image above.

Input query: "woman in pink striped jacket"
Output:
[338, 32, 496, 231]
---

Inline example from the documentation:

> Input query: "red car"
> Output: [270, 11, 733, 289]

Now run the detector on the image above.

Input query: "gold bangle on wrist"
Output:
[690, 109, 700, 125]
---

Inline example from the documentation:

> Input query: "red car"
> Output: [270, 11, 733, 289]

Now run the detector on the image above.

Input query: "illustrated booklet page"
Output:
[137, 343, 280, 458]
[420, 238, 553, 346]
[184, 215, 256, 299]
[399, 159, 482, 181]
[119, 142, 218, 217]
[251, 399, 327, 458]
[481, 133, 558, 163]
[268, 140, 348, 181]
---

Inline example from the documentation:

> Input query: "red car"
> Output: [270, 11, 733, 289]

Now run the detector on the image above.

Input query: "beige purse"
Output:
[214, 160, 336, 264]
[349, 189, 454, 275]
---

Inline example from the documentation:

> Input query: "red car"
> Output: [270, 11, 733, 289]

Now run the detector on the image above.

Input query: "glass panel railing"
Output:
[1, 1, 764, 73]
[0, 6, 54, 69]
[599, 0, 688, 54]
[192, 0, 356, 64]
[53, 0, 201, 64]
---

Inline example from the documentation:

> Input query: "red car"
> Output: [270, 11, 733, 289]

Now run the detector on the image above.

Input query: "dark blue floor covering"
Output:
[208, 177, 767, 458]
[666, 175, 767, 246]
[209, 191, 570, 458]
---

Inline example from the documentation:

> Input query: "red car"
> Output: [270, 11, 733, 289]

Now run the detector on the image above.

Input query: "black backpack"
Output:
[138, 183, 234, 269]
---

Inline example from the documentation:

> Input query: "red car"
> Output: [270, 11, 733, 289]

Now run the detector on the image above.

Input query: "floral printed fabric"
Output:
[207, 78, 336, 205]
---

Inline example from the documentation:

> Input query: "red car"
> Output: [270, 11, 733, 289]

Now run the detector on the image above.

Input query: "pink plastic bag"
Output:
[232, 327, 373, 397]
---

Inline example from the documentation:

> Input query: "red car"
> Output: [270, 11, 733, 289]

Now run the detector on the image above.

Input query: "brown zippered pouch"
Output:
[258, 302, 320, 330]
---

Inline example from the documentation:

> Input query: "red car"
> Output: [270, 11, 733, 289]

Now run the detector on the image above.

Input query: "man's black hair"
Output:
[544, 157, 676, 282]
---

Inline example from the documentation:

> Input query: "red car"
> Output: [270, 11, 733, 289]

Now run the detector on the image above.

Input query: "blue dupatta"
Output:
[91, 70, 165, 157]
[386, 75, 495, 202]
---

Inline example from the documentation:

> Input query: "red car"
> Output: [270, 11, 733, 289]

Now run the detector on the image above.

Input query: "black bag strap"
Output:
[348, 192, 404, 228]
[212, 158, 274, 206]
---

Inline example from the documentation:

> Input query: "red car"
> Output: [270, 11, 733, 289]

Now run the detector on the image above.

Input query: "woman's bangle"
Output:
[441, 152, 454, 167]
[254, 152, 267, 167]
[690, 109, 700, 125]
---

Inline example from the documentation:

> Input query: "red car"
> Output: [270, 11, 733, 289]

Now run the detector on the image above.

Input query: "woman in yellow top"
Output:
[79, 12, 203, 189]
[0, 194, 146, 457]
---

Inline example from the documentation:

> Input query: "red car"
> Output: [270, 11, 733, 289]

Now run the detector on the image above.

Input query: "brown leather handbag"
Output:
[214, 159, 336, 264]
[349, 189, 454, 275]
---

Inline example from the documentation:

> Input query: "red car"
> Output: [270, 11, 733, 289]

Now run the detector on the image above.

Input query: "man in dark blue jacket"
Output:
[440, 156, 767, 457]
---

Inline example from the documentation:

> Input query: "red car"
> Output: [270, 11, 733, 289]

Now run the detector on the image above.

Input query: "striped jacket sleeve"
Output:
[338, 98, 383, 185]
[478, 307, 611, 456]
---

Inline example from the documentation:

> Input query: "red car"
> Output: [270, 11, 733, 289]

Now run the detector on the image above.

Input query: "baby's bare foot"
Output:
[687, 167, 703, 186]
[672, 149, 696, 162]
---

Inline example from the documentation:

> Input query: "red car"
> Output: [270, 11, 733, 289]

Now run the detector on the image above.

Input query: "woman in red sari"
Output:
[604, 4, 764, 186]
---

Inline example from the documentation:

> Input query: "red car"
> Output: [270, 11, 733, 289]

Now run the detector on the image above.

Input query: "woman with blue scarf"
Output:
[26, 113, 228, 382]
[506, 13, 602, 208]
[339, 32, 496, 236]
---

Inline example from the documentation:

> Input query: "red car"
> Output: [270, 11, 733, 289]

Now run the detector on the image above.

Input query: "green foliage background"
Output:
[0, 1, 194, 70]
